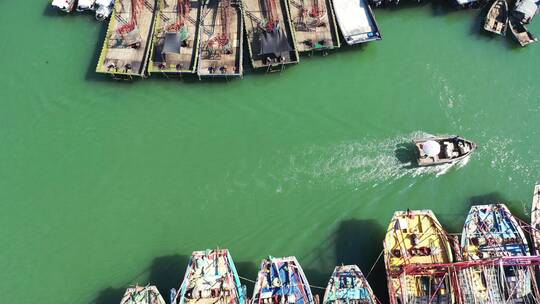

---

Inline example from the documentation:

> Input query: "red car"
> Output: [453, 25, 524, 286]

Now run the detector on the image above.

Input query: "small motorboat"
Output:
[383, 210, 454, 304]
[461, 204, 533, 302]
[414, 135, 476, 167]
[322, 265, 377, 304]
[531, 184, 540, 255]
[484, 0, 509, 35]
[77, 0, 97, 12]
[51, 0, 76, 12]
[252, 256, 314, 304]
[95, 0, 115, 21]
[120, 285, 166, 304]
[170, 249, 246, 304]
[509, 17, 538, 46]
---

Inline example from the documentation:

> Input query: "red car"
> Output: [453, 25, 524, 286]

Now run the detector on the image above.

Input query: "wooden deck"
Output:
[197, 0, 243, 77]
[96, 0, 158, 78]
[287, 0, 340, 52]
[241, 0, 299, 69]
[147, 0, 202, 74]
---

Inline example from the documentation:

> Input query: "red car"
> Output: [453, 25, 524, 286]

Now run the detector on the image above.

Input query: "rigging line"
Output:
[366, 249, 384, 279]
[237, 275, 326, 290]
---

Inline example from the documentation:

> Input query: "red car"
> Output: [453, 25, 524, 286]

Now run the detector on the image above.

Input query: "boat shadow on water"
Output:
[90, 220, 388, 303]
[394, 142, 418, 169]
[332, 219, 388, 303]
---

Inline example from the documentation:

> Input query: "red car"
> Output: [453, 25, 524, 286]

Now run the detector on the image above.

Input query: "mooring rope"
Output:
[238, 275, 326, 290]
[366, 249, 385, 279]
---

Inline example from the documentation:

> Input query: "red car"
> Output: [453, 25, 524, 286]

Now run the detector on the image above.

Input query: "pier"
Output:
[287, 0, 340, 52]
[96, 0, 158, 78]
[147, 0, 202, 74]
[197, 0, 244, 77]
[241, 0, 299, 70]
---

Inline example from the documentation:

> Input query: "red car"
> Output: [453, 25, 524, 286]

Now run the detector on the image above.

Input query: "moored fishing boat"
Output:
[383, 210, 454, 304]
[52, 0, 76, 12]
[241, 0, 299, 71]
[252, 256, 314, 304]
[148, 0, 202, 75]
[197, 0, 243, 77]
[288, 0, 341, 52]
[170, 249, 246, 304]
[322, 265, 377, 304]
[484, 0, 509, 35]
[332, 0, 381, 45]
[460, 204, 533, 303]
[96, 0, 158, 78]
[413, 135, 476, 167]
[531, 184, 540, 254]
[508, 17, 538, 46]
[120, 285, 166, 304]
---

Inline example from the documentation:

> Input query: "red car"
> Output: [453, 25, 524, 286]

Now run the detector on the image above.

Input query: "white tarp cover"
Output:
[78, 0, 96, 9]
[423, 140, 441, 157]
[95, 0, 114, 6]
[333, 0, 375, 42]
[516, 0, 539, 20]
[52, 0, 74, 9]
[455, 0, 477, 6]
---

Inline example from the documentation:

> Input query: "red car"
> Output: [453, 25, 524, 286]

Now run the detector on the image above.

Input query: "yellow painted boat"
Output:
[383, 210, 455, 304]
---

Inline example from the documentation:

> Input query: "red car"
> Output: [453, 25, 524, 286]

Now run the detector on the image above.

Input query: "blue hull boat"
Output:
[322, 265, 376, 304]
[461, 204, 533, 303]
[252, 256, 314, 304]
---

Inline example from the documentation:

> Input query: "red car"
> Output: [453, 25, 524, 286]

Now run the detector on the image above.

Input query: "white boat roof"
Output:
[516, 0, 538, 19]
[78, 0, 96, 5]
[95, 0, 113, 6]
[455, 0, 478, 5]
[333, 0, 377, 43]
[52, 0, 73, 6]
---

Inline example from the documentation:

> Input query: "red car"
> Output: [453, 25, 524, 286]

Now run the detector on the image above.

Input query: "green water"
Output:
[2, 1, 540, 303]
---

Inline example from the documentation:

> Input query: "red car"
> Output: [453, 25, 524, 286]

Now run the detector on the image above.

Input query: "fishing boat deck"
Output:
[180, 250, 242, 304]
[288, 0, 340, 52]
[253, 256, 313, 304]
[384, 210, 453, 304]
[148, 0, 202, 74]
[198, 0, 243, 77]
[323, 265, 375, 304]
[96, 0, 158, 77]
[460, 204, 533, 302]
[242, 0, 299, 69]
[121, 286, 166, 304]
[462, 204, 529, 260]
[385, 211, 452, 267]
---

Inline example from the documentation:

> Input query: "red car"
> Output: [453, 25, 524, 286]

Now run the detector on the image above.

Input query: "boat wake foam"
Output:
[286, 131, 470, 189]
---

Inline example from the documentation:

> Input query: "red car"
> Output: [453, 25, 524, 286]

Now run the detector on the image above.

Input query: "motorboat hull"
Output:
[414, 135, 477, 167]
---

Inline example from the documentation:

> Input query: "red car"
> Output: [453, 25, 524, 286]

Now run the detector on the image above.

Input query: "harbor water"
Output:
[1, 1, 540, 303]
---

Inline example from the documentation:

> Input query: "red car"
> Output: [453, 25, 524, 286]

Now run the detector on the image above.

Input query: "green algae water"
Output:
[2, 1, 540, 303]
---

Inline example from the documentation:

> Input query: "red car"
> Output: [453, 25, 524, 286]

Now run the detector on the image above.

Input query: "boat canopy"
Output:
[515, 0, 538, 21]
[95, 0, 113, 6]
[259, 27, 293, 57]
[163, 32, 183, 54]
[52, 0, 73, 10]
[423, 140, 440, 157]
[77, 0, 96, 10]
